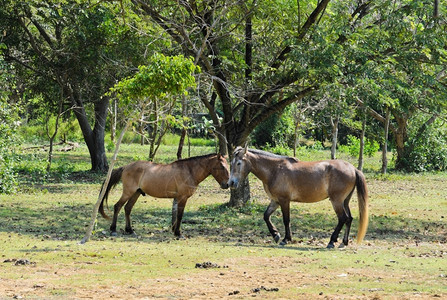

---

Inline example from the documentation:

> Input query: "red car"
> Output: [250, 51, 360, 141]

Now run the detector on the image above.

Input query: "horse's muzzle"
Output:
[220, 181, 230, 189]
[228, 178, 239, 189]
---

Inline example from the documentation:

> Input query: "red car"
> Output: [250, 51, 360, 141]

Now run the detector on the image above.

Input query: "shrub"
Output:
[310, 140, 325, 151]
[251, 107, 295, 148]
[398, 122, 447, 172]
[340, 135, 379, 158]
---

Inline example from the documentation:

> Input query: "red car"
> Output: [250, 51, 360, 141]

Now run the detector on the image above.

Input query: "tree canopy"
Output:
[1, 0, 446, 196]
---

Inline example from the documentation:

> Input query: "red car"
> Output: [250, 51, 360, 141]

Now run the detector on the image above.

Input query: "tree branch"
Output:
[270, 0, 331, 70]
[17, 16, 52, 66]
[243, 86, 316, 141]
[30, 19, 55, 48]
[356, 98, 397, 134]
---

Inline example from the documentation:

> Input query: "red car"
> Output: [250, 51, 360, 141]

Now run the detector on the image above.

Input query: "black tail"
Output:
[98, 167, 124, 220]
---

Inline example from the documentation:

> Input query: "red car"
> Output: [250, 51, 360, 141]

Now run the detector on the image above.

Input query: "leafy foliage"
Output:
[1, 0, 447, 178]
[251, 109, 294, 148]
[0, 55, 20, 194]
[398, 119, 447, 172]
[1, 0, 156, 171]
[339, 135, 380, 158]
[110, 53, 198, 110]
[109, 52, 199, 160]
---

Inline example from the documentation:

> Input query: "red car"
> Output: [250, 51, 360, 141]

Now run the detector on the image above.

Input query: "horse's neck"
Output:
[190, 157, 213, 184]
[247, 152, 275, 184]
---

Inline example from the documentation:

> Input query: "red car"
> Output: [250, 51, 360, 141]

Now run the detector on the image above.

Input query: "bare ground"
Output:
[1, 241, 446, 300]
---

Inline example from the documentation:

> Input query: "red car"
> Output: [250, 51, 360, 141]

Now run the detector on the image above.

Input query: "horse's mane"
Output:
[174, 153, 217, 163]
[248, 148, 299, 163]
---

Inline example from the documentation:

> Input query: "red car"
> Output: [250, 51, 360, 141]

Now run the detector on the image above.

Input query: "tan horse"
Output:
[99, 153, 229, 237]
[228, 146, 369, 248]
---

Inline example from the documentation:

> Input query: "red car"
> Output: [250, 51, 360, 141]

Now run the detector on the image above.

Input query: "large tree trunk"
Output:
[90, 98, 109, 172]
[227, 8, 254, 207]
[70, 84, 109, 172]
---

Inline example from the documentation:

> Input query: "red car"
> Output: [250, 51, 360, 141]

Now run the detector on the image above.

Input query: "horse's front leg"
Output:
[123, 191, 141, 236]
[171, 198, 178, 230]
[279, 200, 292, 246]
[264, 201, 280, 243]
[171, 197, 187, 238]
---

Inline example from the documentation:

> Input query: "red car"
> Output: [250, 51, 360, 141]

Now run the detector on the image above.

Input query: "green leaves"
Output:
[110, 53, 199, 112]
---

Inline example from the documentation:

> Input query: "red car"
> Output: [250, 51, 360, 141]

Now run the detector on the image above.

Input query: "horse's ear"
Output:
[243, 142, 248, 154]
[217, 153, 222, 159]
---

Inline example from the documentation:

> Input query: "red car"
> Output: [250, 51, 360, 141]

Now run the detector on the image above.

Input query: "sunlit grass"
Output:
[2, 142, 446, 298]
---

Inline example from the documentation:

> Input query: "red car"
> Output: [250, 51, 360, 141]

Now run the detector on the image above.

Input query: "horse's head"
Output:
[210, 153, 230, 189]
[228, 145, 251, 189]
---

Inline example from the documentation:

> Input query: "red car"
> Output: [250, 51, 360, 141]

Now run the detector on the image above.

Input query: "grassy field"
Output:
[0, 143, 446, 299]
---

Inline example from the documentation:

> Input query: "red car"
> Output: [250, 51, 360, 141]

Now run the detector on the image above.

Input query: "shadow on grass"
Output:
[1, 201, 445, 246]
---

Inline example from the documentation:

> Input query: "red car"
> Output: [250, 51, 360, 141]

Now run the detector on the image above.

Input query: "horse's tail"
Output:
[355, 169, 369, 244]
[98, 167, 124, 220]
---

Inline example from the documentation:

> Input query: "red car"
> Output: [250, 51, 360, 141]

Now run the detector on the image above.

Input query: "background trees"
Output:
[1, 0, 446, 198]
[341, 0, 447, 171]
[1, 0, 150, 171]
[126, 0, 446, 204]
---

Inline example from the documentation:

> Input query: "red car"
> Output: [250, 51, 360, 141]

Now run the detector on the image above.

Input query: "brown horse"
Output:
[99, 153, 229, 237]
[228, 146, 369, 248]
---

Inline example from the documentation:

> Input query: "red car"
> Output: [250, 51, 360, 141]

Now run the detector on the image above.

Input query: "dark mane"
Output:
[249, 148, 299, 163]
[174, 153, 217, 163]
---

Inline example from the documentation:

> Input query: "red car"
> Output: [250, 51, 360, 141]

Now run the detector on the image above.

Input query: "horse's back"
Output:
[119, 161, 183, 198]
[269, 159, 356, 203]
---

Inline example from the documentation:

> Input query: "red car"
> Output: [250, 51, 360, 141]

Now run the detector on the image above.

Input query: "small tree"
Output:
[81, 53, 198, 244]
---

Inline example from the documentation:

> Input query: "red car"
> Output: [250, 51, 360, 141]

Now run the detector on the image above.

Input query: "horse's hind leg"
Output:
[123, 191, 141, 235]
[264, 201, 280, 243]
[341, 192, 354, 247]
[327, 198, 349, 249]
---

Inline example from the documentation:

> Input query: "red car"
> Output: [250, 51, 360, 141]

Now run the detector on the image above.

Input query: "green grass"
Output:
[1, 143, 446, 298]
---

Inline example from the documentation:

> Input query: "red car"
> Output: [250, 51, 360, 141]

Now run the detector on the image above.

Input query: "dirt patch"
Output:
[1, 254, 443, 300]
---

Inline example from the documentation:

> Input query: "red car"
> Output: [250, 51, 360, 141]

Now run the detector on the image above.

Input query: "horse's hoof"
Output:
[110, 231, 118, 237]
[279, 240, 287, 246]
[338, 243, 346, 249]
[326, 243, 335, 249]
[124, 230, 136, 236]
[274, 233, 281, 243]
[175, 235, 185, 240]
